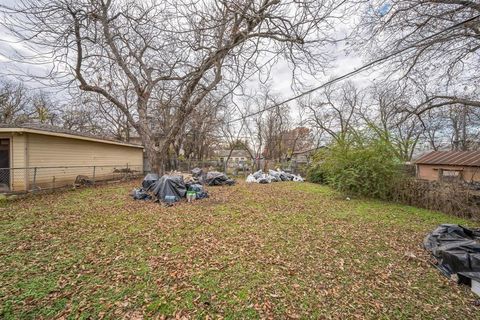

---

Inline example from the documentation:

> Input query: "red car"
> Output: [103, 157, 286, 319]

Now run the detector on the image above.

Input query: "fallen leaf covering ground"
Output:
[0, 180, 479, 319]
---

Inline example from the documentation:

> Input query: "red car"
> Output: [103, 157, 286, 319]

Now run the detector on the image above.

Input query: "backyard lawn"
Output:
[1, 180, 479, 319]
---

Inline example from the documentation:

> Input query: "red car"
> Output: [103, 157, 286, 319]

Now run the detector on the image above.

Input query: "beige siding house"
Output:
[216, 149, 252, 168]
[0, 125, 143, 192]
[415, 150, 480, 182]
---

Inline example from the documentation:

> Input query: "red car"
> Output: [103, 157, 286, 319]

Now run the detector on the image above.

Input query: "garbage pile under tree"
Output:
[246, 170, 304, 184]
[131, 168, 235, 204]
[132, 173, 208, 204]
[424, 224, 480, 296]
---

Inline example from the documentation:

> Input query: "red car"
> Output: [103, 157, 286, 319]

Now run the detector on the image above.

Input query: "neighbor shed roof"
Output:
[415, 151, 480, 167]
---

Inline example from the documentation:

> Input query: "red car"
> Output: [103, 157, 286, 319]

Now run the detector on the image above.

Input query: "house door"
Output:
[0, 139, 10, 191]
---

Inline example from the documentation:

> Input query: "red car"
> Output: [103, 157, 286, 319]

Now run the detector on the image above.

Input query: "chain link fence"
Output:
[0, 158, 307, 194]
[0, 164, 143, 193]
[164, 159, 306, 177]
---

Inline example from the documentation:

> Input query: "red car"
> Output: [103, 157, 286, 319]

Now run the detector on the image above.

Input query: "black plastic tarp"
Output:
[132, 188, 152, 200]
[142, 173, 159, 190]
[205, 171, 235, 186]
[150, 175, 187, 202]
[424, 224, 480, 284]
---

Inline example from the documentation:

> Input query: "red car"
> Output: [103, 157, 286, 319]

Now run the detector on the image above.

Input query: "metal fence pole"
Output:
[92, 166, 96, 185]
[33, 167, 37, 192]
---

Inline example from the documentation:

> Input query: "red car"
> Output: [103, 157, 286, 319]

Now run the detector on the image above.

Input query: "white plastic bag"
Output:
[293, 175, 304, 182]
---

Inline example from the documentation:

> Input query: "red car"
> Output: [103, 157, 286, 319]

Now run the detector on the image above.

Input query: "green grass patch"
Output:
[0, 180, 478, 318]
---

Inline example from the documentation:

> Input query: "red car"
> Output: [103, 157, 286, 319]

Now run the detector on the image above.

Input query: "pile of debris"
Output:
[204, 171, 235, 186]
[188, 168, 235, 186]
[246, 169, 304, 184]
[132, 173, 208, 204]
[424, 224, 480, 296]
[132, 168, 235, 204]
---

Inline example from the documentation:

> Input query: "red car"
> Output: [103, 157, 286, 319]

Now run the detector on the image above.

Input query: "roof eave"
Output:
[416, 162, 480, 167]
[0, 127, 144, 149]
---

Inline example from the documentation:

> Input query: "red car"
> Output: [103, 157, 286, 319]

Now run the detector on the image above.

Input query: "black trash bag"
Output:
[196, 191, 209, 199]
[424, 224, 480, 283]
[189, 183, 203, 192]
[191, 167, 203, 178]
[205, 171, 235, 186]
[252, 170, 263, 179]
[132, 188, 152, 200]
[189, 183, 209, 199]
[142, 173, 159, 190]
[150, 175, 187, 202]
[257, 177, 270, 184]
[277, 172, 286, 181]
[268, 170, 278, 180]
[283, 172, 295, 181]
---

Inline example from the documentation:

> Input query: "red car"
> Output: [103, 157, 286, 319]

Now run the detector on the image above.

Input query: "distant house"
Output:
[216, 149, 252, 167]
[415, 150, 480, 182]
[290, 147, 322, 164]
[0, 124, 143, 192]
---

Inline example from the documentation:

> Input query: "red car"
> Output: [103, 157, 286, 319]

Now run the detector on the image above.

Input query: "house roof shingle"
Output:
[292, 146, 323, 155]
[415, 151, 480, 167]
[0, 123, 143, 148]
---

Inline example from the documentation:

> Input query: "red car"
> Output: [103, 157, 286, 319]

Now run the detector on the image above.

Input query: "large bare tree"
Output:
[1, 0, 346, 172]
[360, 83, 423, 161]
[304, 81, 363, 143]
[418, 103, 480, 151]
[0, 80, 59, 125]
[359, 0, 480, 112]
[0, 80, 30, 124]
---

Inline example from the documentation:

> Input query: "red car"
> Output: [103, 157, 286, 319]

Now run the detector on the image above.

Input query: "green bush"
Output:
[306, 162, 327, 184]
[307, 134, 404, 199]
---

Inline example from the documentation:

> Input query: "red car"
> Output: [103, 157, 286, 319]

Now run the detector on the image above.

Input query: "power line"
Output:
[227, 13, 480, 124]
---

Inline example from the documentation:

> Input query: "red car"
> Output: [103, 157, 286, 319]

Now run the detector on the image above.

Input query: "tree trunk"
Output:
[136, 120, 160, 173]
[142, 136, 160, 173]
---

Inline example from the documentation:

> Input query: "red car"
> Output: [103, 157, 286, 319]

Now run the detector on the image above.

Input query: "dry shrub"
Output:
[392, 178, 480, 219]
